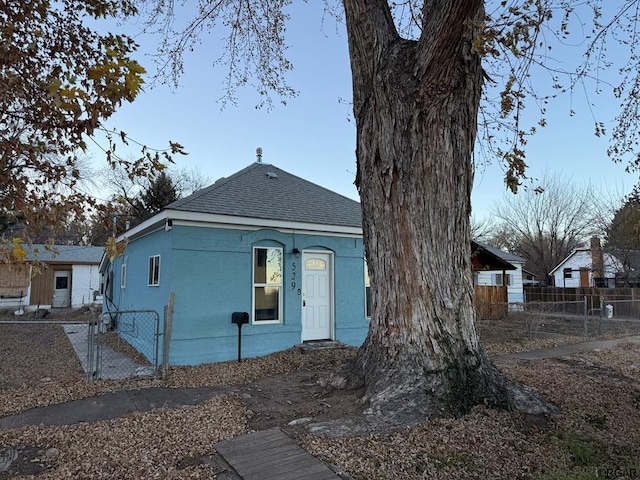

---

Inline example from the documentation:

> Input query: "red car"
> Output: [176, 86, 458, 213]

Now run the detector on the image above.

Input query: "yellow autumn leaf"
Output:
[11, 238, 27, 262]
[104, 236, 128, 262]
[127, 61, 146, 75]
[47, 78, 62, 96]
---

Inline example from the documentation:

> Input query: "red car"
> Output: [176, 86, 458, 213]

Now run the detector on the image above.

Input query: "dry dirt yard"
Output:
[0, 308, 639, 479]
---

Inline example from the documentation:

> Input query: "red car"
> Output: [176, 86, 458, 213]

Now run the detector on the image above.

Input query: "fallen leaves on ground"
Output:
[1, 313, 639, 479]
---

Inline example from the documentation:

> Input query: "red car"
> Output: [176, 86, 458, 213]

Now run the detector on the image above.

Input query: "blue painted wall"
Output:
[105, 225, 369, 365]
[106, 230, 172, 363]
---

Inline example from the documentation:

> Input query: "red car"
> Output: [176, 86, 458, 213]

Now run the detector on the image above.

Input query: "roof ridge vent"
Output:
[265, 171, 278, 179]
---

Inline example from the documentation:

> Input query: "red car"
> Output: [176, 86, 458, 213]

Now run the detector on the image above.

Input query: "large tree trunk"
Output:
[325, 0, 555, 429]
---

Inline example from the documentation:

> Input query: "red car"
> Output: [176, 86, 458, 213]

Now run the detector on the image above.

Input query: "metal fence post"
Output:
[86, 320, 93, 382]
[162, 293, 174, 379]
[599, 296, 604, 336]
[153, 312, 160, 377]
[583, 296, 588, 337]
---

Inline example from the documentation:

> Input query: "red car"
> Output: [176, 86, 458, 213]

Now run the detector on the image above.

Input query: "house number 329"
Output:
[290, 262, 296, 289]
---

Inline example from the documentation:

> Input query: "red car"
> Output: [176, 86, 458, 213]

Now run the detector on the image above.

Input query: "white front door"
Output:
[301, 252, 333, 341]
[52, 271, 71, 308]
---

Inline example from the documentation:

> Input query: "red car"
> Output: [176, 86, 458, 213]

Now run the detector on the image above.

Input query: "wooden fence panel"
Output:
[475, 285, 508, 320]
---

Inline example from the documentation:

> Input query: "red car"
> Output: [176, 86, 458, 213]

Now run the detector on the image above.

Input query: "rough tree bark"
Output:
[324, 0, 556, 429]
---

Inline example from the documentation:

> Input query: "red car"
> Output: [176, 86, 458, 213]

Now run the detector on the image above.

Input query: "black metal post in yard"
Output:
[236, 323, 243, 362]
[231, 312, 249, 362]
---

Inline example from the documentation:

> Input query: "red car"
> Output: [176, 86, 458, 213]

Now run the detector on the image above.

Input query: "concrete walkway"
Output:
[492, 335, 640, 362]
[0, 386, 232, 430]
[63, 324, 155, 380]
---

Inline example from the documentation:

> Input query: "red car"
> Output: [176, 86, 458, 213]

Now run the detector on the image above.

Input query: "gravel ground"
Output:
[1, 309, 639, 479]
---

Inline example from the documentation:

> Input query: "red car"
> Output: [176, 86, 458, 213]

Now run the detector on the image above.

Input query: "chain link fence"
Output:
[477, 295, 640, 342]
[89, 310, 161, 381]
[0, 309, 162, 386]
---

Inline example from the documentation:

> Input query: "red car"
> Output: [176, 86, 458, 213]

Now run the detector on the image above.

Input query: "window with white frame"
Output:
[120, 263, 126, 288]
[493, 273, 513, 286]
[364, 259, 371, 318]
[148, 255, 161, 286]
[253, 247, 282, 323]
[563, 268, 572, 279]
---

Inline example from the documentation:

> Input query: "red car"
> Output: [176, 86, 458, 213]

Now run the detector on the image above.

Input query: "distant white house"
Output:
[0, 244, 103, 310]
[550, 248, 622, 288]
[472, 241, 526, 303]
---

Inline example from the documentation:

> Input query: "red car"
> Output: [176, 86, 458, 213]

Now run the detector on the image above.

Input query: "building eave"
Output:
[118, 210, 363, 242]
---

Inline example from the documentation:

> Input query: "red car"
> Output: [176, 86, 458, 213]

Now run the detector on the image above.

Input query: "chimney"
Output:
[256, 147, 263, 163]
[590, 236, 604, 285]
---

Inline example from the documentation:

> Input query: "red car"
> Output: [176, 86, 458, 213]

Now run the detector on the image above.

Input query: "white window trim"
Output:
[148, 255, 161, 287]
[252, 246, 283, 324]
[493, 273, 513, 286]
[120, 263, 126, 289]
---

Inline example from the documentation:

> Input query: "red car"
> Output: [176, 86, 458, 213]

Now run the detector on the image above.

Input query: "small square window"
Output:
[148, 255, 160, 286]
[56, 276, 69, 290]
[563, 268, 572, 279]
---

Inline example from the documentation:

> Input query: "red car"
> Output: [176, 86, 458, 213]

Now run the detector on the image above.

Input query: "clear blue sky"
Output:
[90, 2, 635, 218]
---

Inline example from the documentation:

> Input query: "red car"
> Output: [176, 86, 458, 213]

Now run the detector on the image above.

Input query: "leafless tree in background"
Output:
[490, 172, 604, 284]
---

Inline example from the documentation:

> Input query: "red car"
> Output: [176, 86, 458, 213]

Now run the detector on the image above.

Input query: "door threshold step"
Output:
[296, 341, 348, 353]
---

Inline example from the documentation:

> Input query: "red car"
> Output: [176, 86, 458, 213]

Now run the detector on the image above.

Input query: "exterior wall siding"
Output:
[29, 265, 55, 306]
[108, 230, 173, 362]
[475, 262, 525, 304]
[70, 264, 101, 307]
[105, 225, 368, 366]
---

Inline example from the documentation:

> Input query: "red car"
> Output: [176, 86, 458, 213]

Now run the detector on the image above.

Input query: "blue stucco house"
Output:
[101, 160, 368, 365]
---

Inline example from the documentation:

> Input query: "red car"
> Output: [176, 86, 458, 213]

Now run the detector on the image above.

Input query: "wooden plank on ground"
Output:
[215, 428, 338, 480]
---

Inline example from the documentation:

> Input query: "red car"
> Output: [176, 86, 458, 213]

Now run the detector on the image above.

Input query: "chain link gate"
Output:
[88, 310, 161, 381]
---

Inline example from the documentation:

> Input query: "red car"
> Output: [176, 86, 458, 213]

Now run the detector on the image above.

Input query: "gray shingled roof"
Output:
[473, 240, 527, 264]
[167, 162, 362, 228]
[25, 245, 103, 263]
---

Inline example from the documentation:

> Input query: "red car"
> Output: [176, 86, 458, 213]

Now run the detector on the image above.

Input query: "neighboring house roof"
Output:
[24, 245, 103, 264]
[471, 240, 517, 271]
[167, 162, 362, 228]
[473, 240, 527, 264]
